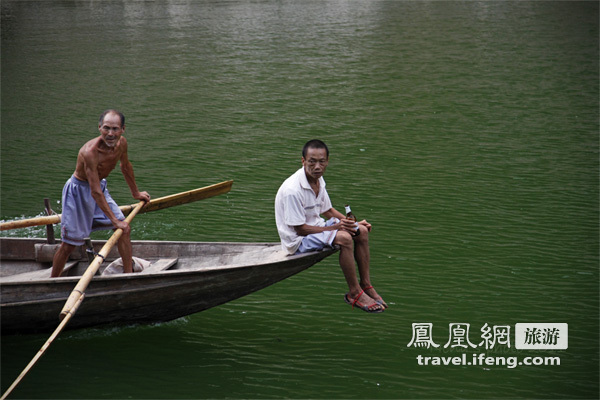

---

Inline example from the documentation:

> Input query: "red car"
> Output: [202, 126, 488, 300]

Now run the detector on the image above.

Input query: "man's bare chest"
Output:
[96, 152, 120, 176]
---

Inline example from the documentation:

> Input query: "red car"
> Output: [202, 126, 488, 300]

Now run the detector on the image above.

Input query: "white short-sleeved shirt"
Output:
[275, 167, 333, 254]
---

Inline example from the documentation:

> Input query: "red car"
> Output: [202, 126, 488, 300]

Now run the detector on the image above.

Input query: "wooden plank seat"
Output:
[1, 260, 79, 282]
[139, 258, 178, 274]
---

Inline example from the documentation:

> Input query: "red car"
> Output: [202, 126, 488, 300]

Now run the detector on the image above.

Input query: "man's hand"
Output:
[358, 219, 372, 232]
[340, 218, 360, 235]
[134, 191, 151, 205]
[114, 219, 131, 234]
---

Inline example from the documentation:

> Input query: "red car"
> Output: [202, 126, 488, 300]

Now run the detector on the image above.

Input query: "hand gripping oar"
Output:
[0, 201, 144, 400]
[0, 180, 233, 231]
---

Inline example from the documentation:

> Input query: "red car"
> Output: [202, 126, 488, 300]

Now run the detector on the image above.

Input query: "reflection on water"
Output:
[1, 1, 598, 399]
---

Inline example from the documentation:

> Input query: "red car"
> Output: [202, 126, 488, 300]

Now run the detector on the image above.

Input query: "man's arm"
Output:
[119, 137, 150, 203]
[323, 207, 345, 221]
[293, 222, 339, 236]
[293, 207, 358, 236]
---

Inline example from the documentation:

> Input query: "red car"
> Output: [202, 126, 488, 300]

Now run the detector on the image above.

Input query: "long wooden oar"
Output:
[0, 201, 145, 400]
[0, 180, 233, 231]
[120, 180, 233, 216]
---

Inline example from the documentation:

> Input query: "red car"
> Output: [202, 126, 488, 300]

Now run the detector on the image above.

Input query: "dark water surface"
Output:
[1, 1, 598, 399]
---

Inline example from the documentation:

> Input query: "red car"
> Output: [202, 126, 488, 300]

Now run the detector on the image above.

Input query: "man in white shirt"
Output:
[275, 140, 387, 313]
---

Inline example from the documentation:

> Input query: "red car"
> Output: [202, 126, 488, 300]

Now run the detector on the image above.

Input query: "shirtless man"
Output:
[51, 110, 150, 277]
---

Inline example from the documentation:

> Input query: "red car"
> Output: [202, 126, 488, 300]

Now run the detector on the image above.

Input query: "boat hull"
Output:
[1, 238, 336, 334]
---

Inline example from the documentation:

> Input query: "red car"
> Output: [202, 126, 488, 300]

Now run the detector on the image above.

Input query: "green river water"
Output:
[1, 1, 598, 399]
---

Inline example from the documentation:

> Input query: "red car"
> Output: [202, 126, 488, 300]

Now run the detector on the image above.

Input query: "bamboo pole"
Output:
[0, 293, 85, 400]
[0, 201, 144, 400]
[0, 180, 233, 231]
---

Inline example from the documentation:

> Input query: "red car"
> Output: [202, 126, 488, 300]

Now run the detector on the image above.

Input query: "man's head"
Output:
[98, 109, 125, 148]
[99, 109, 125, 128]
[302, 139, 329, 182]
[302, 139, 329, 159]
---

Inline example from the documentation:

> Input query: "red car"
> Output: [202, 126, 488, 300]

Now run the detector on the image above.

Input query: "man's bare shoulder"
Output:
[79, 137, 101, 153]
[117, 136, 128, 151]
[77, 138, 100, 159]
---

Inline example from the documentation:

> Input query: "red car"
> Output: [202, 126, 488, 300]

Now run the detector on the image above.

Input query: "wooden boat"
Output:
[0, 237, 337, 335]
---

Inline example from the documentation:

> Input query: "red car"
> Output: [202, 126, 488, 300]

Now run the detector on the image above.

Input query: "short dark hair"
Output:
[302, 139, 329, 158]
[99, 109, 125, 128]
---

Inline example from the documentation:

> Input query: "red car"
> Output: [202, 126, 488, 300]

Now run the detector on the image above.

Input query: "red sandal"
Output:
[362, 285, 388, 309]
[344, 289, 384, 313]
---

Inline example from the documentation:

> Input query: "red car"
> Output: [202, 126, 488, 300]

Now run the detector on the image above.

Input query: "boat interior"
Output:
[0, 238, 290, 281]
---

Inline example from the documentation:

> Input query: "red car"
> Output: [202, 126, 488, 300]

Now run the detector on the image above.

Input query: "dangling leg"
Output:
[354, 225, 387, 308]
[334, 230, 383, 313]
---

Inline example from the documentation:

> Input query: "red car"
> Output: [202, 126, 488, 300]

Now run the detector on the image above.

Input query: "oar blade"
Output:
[128, 180, 233, 215]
